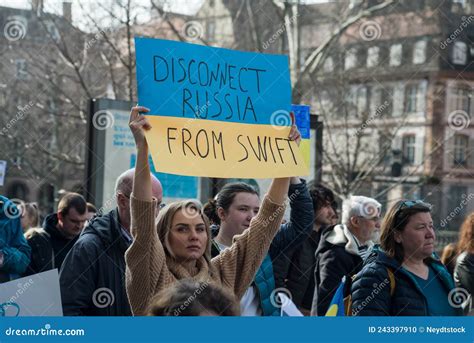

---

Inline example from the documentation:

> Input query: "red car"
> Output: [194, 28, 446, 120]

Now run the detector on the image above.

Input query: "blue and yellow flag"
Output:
[325, 276, 346, 316]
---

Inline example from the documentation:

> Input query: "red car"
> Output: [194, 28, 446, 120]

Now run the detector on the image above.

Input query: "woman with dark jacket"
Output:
[351, 200, 463, 316]
[454, 212, 474, 314]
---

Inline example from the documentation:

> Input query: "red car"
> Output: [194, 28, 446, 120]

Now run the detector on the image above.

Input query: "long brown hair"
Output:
[380, 200, 432, 263]
[457, 212, 474, 254]
[156, 200, 212, 261]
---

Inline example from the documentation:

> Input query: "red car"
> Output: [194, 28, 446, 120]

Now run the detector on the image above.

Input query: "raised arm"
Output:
[125, 106, 172, 315]
[129, 106, 152, 201]
[212, 179, 289, 299]
[212, 113, 301, 298]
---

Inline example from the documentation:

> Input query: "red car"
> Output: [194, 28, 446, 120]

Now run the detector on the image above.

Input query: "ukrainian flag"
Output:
[325, 276, 346, 316]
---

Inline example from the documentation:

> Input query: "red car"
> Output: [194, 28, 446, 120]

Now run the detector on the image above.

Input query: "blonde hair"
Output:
[156, 199, 212, 262]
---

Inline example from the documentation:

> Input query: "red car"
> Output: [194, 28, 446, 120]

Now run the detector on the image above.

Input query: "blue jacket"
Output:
[351, 247, 463, 316]
[212, 180, 314, 316]
[0, 196, 31, 282]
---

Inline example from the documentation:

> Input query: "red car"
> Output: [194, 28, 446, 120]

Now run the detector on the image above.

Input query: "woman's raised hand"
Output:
[129, 106, 151, 148]
[288, 112, 301, 146]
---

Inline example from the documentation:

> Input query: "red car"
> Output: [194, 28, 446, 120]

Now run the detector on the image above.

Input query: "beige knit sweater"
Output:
[125, 194, 286, 316]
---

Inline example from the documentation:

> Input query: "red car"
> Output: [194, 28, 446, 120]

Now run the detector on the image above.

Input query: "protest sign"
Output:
[135, 37, 309, 178]
[0, 269, 62, 316]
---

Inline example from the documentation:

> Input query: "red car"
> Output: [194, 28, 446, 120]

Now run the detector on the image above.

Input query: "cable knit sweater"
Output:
[125, 194, 286, 316]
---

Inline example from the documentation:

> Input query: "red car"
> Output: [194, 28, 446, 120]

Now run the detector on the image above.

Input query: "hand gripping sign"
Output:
[135, 37, 309, 178]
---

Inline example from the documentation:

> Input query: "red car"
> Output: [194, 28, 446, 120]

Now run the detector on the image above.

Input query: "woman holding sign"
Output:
[125, 106, 301, 316]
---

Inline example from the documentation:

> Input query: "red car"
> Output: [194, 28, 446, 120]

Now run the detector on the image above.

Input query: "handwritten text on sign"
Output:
[135, 37, 308, 178]
[136, 37, 291, 124]
[144, 116, 308, 178]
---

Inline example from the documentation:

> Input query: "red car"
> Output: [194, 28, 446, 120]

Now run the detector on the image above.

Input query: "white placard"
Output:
[0, 269, 63, 316]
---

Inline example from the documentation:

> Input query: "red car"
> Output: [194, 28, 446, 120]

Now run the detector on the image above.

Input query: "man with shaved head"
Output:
[59, 169, 163, 316]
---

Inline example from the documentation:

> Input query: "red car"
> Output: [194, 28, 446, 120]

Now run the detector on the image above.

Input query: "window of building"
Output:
[356, 86, 367, 115]
[402, 135, 416, 165]
[15, 59, 28, 80]
[378, 134, 392, 165]
[367, 46, 379, 67]
[452, 86, 471, 114]
[389, 44, 402, 66]
[453, 134, 469, 167]
[372, 87, 393, 116]
[344, 48, 357, 70]
[452, 41, 468, 65]
[404, 84, 419, 113]
[413, 40, 427, 64]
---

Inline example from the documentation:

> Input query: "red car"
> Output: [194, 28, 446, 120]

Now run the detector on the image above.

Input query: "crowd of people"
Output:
[0, 106, 472, 317]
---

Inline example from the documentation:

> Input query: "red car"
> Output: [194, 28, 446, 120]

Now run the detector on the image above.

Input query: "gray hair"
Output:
[341, 196, 382, 226]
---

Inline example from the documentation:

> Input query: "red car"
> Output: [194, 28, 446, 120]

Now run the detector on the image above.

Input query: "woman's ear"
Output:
[217, 207, 226, 222]
[394, 231, 402, 244]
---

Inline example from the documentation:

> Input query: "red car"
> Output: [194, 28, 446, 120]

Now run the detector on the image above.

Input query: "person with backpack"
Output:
[351, 200, 463, 316]
[310, 196, 381, 316]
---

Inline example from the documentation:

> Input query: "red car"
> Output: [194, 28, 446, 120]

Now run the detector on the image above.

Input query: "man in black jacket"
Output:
[59, 169, 162, 316]
[24, 193, 87, 276]
[272, 183, 336, 315]
[311, 195, 381, 316]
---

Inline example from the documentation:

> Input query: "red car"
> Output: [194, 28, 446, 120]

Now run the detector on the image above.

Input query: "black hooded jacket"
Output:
[59, 208, 132, 316]
[24, 213, 78, 276]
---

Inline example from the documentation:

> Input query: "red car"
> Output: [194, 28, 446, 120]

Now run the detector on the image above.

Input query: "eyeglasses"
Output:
[394, 200, 432, 218]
